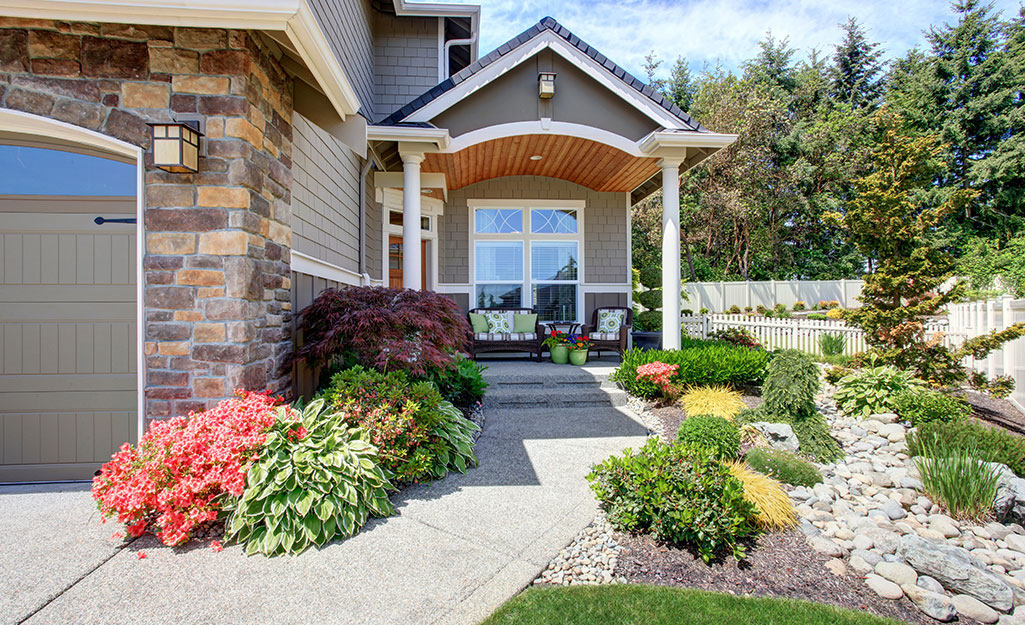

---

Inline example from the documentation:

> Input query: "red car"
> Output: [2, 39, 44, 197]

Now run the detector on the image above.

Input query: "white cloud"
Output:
[425, 0, 1020, 79]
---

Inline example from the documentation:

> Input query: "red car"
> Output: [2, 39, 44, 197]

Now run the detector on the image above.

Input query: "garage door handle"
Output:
[94, 216, 137, 225]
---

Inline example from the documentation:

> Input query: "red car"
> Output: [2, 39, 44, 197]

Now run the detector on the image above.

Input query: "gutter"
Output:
[443, 29, 478, 78]
[358, 158, 373, 284]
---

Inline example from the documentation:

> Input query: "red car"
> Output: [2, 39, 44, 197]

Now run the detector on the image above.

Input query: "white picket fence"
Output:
[682, 314, 951, 357]
[682, 279, 865, 314]
[947, 297, 1025, 414]
[681, 295, 1025, 414]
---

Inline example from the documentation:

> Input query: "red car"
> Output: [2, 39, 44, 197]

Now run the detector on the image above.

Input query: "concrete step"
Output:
[483, 386, 627, 409]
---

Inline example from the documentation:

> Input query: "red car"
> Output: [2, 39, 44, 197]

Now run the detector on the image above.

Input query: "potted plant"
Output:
[567, 335, 591, 365]
[632, 266, 663, 350]
[543, 330, 570, 364]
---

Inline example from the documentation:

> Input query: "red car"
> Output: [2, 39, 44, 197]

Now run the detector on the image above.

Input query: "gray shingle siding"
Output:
[373, 13, 440, 119]
[364, 169, 383, 282]
[308, 0, 376, 118]
[291, 113, 362, 273]
[439, 176, 629, 285]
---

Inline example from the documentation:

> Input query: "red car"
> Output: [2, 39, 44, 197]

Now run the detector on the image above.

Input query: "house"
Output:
[0, 0, 735, 481]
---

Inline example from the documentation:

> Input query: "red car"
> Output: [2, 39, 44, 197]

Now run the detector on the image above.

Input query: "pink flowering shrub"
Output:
[91, 391, 285, 546]
[636, 361, 680, 397]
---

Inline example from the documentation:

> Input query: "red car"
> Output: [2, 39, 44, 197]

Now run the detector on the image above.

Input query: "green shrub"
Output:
[635, 309, 662, 332]
[756, 305, 768, 314]
[614, 344, 769, 399]
[790, 415, 844, 462]
[793, 301, 806, 311]
[774, 303, 787, 314]
[728, 305, 742, 314]
[223, 399, 394, 555]
[677, 415, 741, 460]
[892, 388, 970, 427]
[807, 313, 828, 320]
[744, 306, 753, 313]
[700, 307, 710, 315]
[914, 435, 1000, 521]
[818, 333, 846, 356]
[635, 288, 663, 311]
[319, 366, 478, 482]
[419, 354, 488, 408]
[833, 364, 922, 418]
[908, 420, 1025, 477]
[762, 350, 820, 419]
[744, 448, 823, 487]
[682, 308, 694, 316]
[638, 267, 662, 289]
[587, 439, 758, 562]
[821, 354, 853, 367]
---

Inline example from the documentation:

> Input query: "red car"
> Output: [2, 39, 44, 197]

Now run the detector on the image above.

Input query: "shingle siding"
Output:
[308, 0, 376, 118]
[291, 113, 361, 273]
[373, 13, 440, 121]
[439, 176, 629, 285]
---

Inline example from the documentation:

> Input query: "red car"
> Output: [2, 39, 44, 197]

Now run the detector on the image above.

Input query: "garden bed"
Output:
[962, 390, 1025, 435]
[614, 528, 943, 625]
[637, 391, 762, 441]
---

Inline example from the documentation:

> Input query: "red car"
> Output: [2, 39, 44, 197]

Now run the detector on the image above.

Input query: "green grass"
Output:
[480, 585, 904, 625]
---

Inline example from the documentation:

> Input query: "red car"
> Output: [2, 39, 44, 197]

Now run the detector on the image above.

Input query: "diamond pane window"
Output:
[475, 208, 522, 234]
[531, 209, 577, 234]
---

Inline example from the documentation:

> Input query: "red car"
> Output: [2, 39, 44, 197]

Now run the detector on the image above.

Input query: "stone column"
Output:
[661, 158, 683, 350]
[401, 152, 424, 290]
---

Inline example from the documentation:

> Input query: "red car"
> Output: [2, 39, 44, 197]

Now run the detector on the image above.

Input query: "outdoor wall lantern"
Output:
[148, 120, 203, 173]
[538, 72, 556, 99]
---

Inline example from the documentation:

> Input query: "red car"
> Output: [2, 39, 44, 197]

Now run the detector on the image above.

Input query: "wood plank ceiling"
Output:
[422, 134, 658, 192]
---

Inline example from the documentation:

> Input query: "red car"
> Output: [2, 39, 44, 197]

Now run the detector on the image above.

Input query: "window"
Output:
[388, 210, 432, 231]
[471, 205, 582, 322]
[0, 145, 136, 195]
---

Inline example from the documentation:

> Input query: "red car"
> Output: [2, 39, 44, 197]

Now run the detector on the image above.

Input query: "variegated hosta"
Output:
[223, 399, 395, 556]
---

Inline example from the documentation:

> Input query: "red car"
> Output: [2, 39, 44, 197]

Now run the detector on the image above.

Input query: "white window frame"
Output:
[469, 199, 585, 322]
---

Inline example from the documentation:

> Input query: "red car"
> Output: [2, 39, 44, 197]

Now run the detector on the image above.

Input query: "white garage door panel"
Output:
[0, 202, 137, 482]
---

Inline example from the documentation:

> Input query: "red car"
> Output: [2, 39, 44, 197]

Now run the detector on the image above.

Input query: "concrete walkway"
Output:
[0, 356, 646, 625]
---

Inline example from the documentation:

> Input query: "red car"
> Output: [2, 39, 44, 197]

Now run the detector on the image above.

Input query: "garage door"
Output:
[1, 165, 138, 481]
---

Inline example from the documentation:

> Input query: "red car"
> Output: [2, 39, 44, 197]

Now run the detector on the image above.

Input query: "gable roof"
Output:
[378, 16, 706, 132]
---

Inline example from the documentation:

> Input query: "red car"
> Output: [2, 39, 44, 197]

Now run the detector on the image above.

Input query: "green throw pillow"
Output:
[468, 313, 489, 333]
[484, 311, 513, 333]
[512, 313, 538, 333]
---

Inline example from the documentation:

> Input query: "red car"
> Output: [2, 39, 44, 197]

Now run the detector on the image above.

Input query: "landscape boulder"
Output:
[749, 422, 800, 453]
[898, 534, 1014, 612]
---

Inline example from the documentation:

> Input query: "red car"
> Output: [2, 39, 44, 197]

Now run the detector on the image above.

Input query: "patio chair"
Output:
[468, 307, 543, 362]
[581, 306, 633, 358]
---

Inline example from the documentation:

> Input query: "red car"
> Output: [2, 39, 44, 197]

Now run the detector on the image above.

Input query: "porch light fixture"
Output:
[148, 120, 203, 173]
[538, 72, 556, 99]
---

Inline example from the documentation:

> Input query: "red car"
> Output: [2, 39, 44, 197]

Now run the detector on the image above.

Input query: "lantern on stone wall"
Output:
[148, 121, 202, 173]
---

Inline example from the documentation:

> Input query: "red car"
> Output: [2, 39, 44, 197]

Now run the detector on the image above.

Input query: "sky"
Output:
[431, 0, 1022, 80]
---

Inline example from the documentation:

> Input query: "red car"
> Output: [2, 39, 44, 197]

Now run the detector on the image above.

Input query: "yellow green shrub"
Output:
[727, 461, 797, 530]
[681, 385, 746, 421]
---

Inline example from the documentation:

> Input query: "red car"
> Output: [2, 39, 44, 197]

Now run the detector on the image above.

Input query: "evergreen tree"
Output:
[831, 17, 885, 110]
[667, 57, 697, 110]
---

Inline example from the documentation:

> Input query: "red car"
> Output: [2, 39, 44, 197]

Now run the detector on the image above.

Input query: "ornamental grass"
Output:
[681, 385, 746, 421]
[727, 461, 797, 530]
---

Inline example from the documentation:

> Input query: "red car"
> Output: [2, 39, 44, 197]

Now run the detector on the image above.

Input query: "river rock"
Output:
[953, 594, 1001, 624]
[866, 574, 904, 600]
[876, 561, 918, 586]
[859, 528, 900, 554]
[882, 499, 907, 520]
[902, 584, 958, 621]
[749, 422, 800, 453]
[808, 535, 843, 557]
[919, 575, 946, 594]
[872, 413, 900, 424]
[1009, 535, 1025, 555]
[899, 534, 1015, 611]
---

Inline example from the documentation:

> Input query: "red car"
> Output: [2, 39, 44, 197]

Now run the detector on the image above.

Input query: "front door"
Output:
[388, 236, 428, 289]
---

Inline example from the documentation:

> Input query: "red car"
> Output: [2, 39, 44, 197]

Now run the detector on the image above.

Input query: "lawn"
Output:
[480, 585, 905, 625]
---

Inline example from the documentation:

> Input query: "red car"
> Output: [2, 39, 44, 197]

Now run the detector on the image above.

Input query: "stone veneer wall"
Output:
[0, 18, 295, 422]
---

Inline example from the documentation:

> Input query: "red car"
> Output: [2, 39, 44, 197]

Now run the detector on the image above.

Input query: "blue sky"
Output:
[433, 0, 1021, 80]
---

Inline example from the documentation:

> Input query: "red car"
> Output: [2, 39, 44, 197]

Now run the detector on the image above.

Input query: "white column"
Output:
[401, 152, 424, 290]
[661, 158, 683, 350]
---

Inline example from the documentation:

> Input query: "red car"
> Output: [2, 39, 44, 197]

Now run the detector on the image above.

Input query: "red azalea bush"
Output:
[636, 361, 679, 394]
[92, 391, 285, 546]
[292, 286, 470, 377]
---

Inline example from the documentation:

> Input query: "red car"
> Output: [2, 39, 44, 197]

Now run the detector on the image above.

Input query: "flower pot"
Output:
[631, 331, 662, 351]
[569, 348, 588, 366]
[549, 344, 569, 364]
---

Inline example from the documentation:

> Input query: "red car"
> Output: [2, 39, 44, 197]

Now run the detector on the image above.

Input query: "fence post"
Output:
[840, 278, 847, 308]
[1004, 298, 1014, 381]
[987, 299, 997, 378]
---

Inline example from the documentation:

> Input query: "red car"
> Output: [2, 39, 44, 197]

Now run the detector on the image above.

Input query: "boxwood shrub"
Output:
[614, 340, 769, 399]
[677, 415, 741, 460]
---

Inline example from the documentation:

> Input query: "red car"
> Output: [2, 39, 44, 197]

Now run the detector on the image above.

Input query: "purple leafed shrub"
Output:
[292, 287, 470, 376]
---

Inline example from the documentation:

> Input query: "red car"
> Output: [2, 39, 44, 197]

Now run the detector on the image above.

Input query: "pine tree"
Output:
[667, 57, 697, 110]
[831, 17, 885, 110]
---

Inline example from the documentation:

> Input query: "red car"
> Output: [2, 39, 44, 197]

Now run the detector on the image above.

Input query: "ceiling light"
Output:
[529, 155, 543, 161]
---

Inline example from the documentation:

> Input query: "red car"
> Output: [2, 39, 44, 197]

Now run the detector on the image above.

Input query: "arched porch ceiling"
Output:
[422, 133, 659, 192]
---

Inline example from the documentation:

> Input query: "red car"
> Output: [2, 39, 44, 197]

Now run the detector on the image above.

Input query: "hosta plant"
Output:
[680, 385, 746, 421]
[224, 399, 395, 555]
[833, 363, 923, 418]
[92, 391, 281, 546]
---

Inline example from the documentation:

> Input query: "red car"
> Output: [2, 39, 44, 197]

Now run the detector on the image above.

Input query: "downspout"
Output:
[358, 158, 373, 285]
[443, 18, 478, 78]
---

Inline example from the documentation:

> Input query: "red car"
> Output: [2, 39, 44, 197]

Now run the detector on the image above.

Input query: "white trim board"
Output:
[405, 30, 683, 129]
[445, 121, 646, 157]
[291, 251, 365, 287]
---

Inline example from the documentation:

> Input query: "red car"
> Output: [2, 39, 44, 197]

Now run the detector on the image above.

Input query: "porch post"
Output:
[661, 158, 683, 350]
[401, 151, 424, 290]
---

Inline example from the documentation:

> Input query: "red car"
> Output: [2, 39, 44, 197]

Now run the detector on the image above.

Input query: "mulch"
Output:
[962, 390, 1025, 436]
[613, 528, 972, 625]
